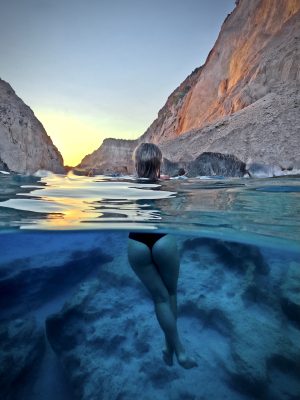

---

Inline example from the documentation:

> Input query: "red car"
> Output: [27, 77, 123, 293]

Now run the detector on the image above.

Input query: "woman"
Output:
[128, 143, 197, 369]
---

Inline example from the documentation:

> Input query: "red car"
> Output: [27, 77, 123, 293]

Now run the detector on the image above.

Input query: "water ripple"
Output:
[0, 172, 299, 250]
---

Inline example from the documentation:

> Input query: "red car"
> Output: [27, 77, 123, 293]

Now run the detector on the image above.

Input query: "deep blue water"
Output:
[0, 172, 299, 400]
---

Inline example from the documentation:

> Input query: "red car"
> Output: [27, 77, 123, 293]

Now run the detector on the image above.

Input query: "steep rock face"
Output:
[140, 66, 203, 144]
[142, 0, 300, 143]
[0, 79, 64, 174]
[78, 138, 137, 174]
[160, 85, 300, 166]
[79, 0, 300, 173]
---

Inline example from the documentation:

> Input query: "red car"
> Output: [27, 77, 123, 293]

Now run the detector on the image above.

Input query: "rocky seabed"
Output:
[0, 232, 299, 400]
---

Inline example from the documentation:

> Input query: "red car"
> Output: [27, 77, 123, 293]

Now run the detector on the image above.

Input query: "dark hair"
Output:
[133, 142, 162, 180]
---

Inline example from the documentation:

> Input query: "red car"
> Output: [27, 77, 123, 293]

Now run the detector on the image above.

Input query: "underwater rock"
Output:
[0, 247, 113, 320]
[179, 238, 300, 398]
[186, 152, 246, 177]
[181, 238, 269, 275]
[46, 260, 165, 400]
[280, 261, 300, 327]
[226, 309, 271, 393]
[267, 354, 300, 399]
[0, 317, 45, 400]
[196, 280, 299, 397]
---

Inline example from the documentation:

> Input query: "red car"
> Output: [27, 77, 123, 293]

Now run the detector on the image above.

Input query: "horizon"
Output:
[0, 0, 235, 166]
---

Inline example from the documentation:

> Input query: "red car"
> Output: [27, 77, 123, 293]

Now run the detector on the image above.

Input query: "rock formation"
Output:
[78, 138, 137, 175]
[0, 78, 65, 174]
[78, 0, 300, 175]
[0, 317, 45, 400]
[186, 152, 246, 177]
[143, 0, 300, 142]
[159, 85, 300, 168]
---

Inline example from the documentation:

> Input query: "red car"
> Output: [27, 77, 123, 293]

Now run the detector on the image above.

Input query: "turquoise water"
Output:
[0, 172, 300, 400]
[1, 171, 300, 249]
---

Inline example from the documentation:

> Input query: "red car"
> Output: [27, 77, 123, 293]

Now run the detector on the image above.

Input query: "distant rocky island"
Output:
[1, 0, 299, 177]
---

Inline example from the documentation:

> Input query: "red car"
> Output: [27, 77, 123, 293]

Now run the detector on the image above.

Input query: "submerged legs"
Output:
[161, 293, 178, 366]
[128, 235, 197, 369]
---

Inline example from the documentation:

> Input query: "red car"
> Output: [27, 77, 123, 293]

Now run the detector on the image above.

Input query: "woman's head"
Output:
[133, 142, 162, 180]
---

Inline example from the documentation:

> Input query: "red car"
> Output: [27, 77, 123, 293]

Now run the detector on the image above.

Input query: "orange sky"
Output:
[36, 109, 142, 166]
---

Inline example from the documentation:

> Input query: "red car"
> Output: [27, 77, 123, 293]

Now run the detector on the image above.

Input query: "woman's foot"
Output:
[176, 352, 198, 369]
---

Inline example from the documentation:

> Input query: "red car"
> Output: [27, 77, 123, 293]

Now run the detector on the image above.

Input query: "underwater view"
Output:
[0, 171, 300, 400]
[1, 0, 300, 398]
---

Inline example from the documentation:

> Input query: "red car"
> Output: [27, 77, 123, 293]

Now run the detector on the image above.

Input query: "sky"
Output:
[0, 0, 235, 166]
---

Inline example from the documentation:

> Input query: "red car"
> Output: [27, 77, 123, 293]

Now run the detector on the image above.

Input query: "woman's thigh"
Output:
[151, 235, 180, 295]
[128, 238, 169, 303]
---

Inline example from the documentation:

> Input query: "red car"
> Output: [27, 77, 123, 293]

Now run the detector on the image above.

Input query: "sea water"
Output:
[0, 171, 299, 400]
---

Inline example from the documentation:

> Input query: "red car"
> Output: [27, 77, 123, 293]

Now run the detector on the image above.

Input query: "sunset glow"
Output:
[35, 110, 141, 166]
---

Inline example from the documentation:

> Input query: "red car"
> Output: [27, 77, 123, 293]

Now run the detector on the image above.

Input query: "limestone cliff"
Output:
[79, 0, 300, 172]
[0, 79, 64, 174]
[142, 0, 300, 143]
[160, 85, 300, 168]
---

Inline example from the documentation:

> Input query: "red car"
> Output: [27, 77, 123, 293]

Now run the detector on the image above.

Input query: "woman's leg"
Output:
[150, 235, 179, 364]
[152, 235, 197, 369]
[128, 238, 186, 367]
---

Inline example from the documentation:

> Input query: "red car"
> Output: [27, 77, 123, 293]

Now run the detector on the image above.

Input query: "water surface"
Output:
[0, 171, 299, 250]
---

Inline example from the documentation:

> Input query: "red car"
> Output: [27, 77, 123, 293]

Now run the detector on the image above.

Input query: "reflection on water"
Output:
[0, 173, 175, 230]
[0, 172, 299, 250]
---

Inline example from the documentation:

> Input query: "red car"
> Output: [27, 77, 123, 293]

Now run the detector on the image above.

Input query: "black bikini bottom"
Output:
[128, 232, 166, 250]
